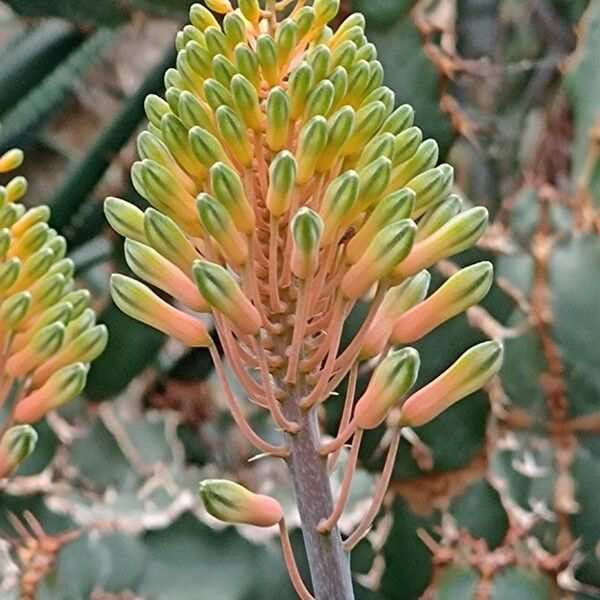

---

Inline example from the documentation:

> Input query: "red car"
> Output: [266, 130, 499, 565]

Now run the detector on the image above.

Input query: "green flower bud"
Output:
[231, 74, 262, 131]
[415, 194, 462, 242]
[314, 0, 340, 26]
[212, 54, 237, 87]
[288, 62, 314, 120]
[319, 170, 359, 244]
[62, 289, 90, 320]
[215, 106, 253, 167]
[238, 0, 260, 24]
[303, 80, 334, 121]
[205, 26, 232, 59]
[342, 100, 386, 155]
[408, 164, 454, 218]
[189, 126, 231, 170]
[294, 7, 316, 38]
[267, 151, 297, 217]
[266, 87, 291, 152]
[355, 132, 396, 172]
[210, 162, 255, 234]
[0, 291, 31, 331]
[276, 19, 299, 68]
[328, 65, 349, 110]
[355, 41, 377, 62]
[393, 126, 423, 164]
[318, 106, 355, 173]
[0, 257, 20, 291]
[204, 78, 235, 112]
[390, 138, 439, 189]
[381, 104, 414, 135]
[104, 197, 147, 244]
[290, 207, 324, 279]
[223, 12, 245, 47]
[190, 3, 220, 30]
[332, 40, 357, 70]
[178, 91, 216, 134]
[309, 44, 331, 82]
[185, 41, 212, 79]
[256, 34, 279, 86]
[295, 116, 328, 185]
[235, 43, 261, 90]
[0, 425, 38, 478]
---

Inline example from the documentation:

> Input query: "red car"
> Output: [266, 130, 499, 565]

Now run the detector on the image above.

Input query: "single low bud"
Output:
[266, 87, 291, 152]
[238, 0, 260, 24]
[400, 341, 503, 426]
[104, 197, 146, 244]
[290, 208, 324, 279]
[5, 322, 65, 378]
[144, 208, 199, 276]
[193, 261, 261, 335]
[392, 131, 422, 173]
[288, 62, 314, 120]
[14, 363, 88, 424]
[392, 207, 489, 281]
[31, 325, 108, 387]
[256, 34, 279, 86]
[361, 271, 431, 359]
[190, 3, 220, 30]
[392, 261, 493, 344]
[346, 189, 415, 264]
[199, 479, 282, 527]
[215, 106, 253, 167]
[266, 151, 297, 217]
[0, 148, 24, 173]
[415, 195, 462, 243]
[341, 219, 416, 299]
[319, 170, 359, 245]
[390, 138, 439, 189]
[231, 74, 262, 131]
[353, 348, 420, 429]
[125, 238, 209, 310]
[296, 116, 328, 185]
[210, 163, 256, 234]
[197, 194, 248, 266]
[0, 425, 37, 478]
[110, 274, 210, 347]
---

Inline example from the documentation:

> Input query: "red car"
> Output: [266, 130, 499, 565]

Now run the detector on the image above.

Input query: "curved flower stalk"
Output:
[0, 142, 107, 479]
[105, 1, 502, 597]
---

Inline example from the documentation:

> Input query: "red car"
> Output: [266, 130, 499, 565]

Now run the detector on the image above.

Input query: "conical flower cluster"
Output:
[106, 1, 501, 595]
[0, 143, 107, 477]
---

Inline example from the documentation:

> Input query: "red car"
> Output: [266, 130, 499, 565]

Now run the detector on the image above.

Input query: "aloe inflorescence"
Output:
[105, 1, 502, 597]
[0, 140, 107, 479]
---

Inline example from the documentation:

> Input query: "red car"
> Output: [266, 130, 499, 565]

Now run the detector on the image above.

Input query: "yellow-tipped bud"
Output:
[400, 341, 503, 427]
[317, 106, 355, 173]
[193, 261, 261, 335]
[190, 3, 220, 30]
[110, 274, 210, 347]
[0, 425, 37, 478]
[392, 261, 493, 344]
[341, 219, 416, 299]
[354, 348, 420, 429]
[125, 238, 209, 311]
[14, 363, 88, 424]
[296, 116, 328, 185]
[104, 197, 147, 244]
[197, 194, 248, 266]
[199, 479, 282, 527]
[205, 0, 233, 14]
[266, 87, 291, 152]
[290, 208, 324, 279]
[209, 162, 256, 234]
[6, 176, 28, 203]
[346, 189, 415, 264]
[266, 151, 297, 217]
[10, 205, 50, 238]
[393, 207, 489, 281]
[0, 148, 24, 173]
[361, 272, 431, 359]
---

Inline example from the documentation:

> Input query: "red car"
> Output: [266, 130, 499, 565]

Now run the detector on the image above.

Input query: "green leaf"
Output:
[435, 565, 480, 600]
[491, 567, 554, 600]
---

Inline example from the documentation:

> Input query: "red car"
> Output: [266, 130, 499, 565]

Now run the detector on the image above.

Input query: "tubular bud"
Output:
[238, 0, 260, 24]
[110, 274, 210, 347]
[381, 104, 414, 135]
[210, 163, 255, 234]
[193, 261, 261, 335]
[341, 219, 416, 299]
[415, 194, 462, 242]
[256, 34, 279, 86]
[190, 4, 220, 30]
[266, 87, 291, 152]
[0, 425, 37, 478]
[104, 197, 147, 243]
[400, 341, 503, 426]
[319, 170, 359, 245]
[318, 106, 355, 173]
[295, 116, 328, 185]
[393, 126, 423, 165]
[199, 479, 282, 527]
[288, 62, 314, 120]
[266, 151, 297, 217]
[231, 74, 262, 131]
[393, 207, 489, 281]
[390, 138, 439, 189]
[235, 43, 261, 90]
[342, 100, 386, 155]
[0, 291, 31, 332]
[215, 106, 253, 167]
[353, 348, 420, 429]
[0, 148, 24, 172]
[409, 164, 454, 218]
[290, 208, 324, 279]
[14, 363, 88, 424]
[189, 126, 231, 170]
[275, 19, 298, 68]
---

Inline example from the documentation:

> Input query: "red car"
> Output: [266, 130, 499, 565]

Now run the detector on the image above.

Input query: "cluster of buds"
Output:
[0, 143, 107, 479]
[105, 1, 502, 597]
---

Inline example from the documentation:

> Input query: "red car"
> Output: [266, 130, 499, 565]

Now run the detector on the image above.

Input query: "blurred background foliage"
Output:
[0, 0, 599, 598]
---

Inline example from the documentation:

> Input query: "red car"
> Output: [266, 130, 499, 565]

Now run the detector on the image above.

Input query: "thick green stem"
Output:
[282, 384, 355, 600]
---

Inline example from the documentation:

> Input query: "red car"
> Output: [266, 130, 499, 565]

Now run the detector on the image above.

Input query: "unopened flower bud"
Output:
[332, 40, 357, 70]
[0, 425, 37, 478]
[346, 189, 415, 264]
[11, 302, 73, 354]
[14, 363, 88, 424]
[204, 78, 235, 112]
[393, 207, 488, 281]
[314, 0, 340, 26]
[354, 348, 420, 429]
[266, 151, 297, 217]
[0, 148, 24, 172]
[6, 176, 27, 203]
[344, 60, 370, 106]
[328, 65, 349, 109]
[190, 3, 220, 30]
[319, 170, 359, 245]
[415, 195, 462, 242]
[288, 62, 314, 120]
[205, 27, 232, 59]
[341, 219, 416, 299]
[392, 262, 493, 344]
[0, 257, 20, 291]
[189, 126, 231, 171]
[197, 194, 248, 266]
[144, 94, 171, 129]
[179, 91, 216, 135]
[304, 80, 334, 121]
[332, 13, 365, 44]
[199, 479, 282, 527]
[215, 106, 253, 167]
[231, 74, 262, 131]
[144, 208, 199, 276]
[408, 164, 454, 218]
[110, 274, 210, 347]
[193, 261, 261, 335]
[161, 113, 207, 179]
[294, 7, 316, 39]
[290, 208, 324, 279]
[6, 322, 65, 378]
[343, 100, 386, 155]
[235, 44, 261, 90]
[223, 13, 245, 46]
[390, 138, 439, 189]
[62, 289, 90, 320]
[104, 197, 147, 244]
[266, 87, 291, 152]
[256, 34, 279, 86]
[238, 0, 260, 24]
[11, 206, 50, 238]
[296, 116, 328, 185]
[400, 341, 503, 426]
[318, 106, 355, 173]
[309, 45, 331, 82]
[210, 163, 256, 234]
[355, 132, 396, 172]
[276, 19, 298, 68]
[0, 291, 31, 332]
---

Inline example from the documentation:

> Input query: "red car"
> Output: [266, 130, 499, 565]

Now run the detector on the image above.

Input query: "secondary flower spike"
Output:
[0, 134, 105, 478]
[104, 2, 500, 597]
